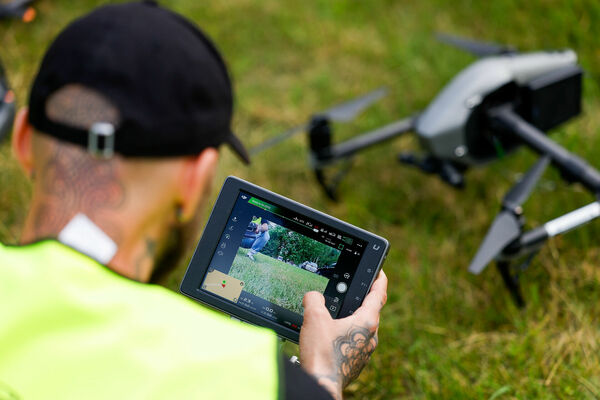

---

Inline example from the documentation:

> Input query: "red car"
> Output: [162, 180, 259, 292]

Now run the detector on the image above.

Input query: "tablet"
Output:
[180, 176, 389, 343]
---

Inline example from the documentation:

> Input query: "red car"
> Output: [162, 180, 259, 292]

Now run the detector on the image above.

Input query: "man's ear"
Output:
[178, 147, 219, 222]
[12, 107, 34, 177]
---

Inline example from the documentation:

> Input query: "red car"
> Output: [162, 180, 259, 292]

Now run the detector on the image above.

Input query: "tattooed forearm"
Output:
[333, 325, 378, 388]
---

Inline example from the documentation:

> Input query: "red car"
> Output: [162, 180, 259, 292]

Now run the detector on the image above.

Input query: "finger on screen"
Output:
[356, 270, 388, 316]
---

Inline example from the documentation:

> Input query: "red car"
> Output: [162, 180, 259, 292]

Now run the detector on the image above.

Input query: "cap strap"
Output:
[88, 122, 115, 159]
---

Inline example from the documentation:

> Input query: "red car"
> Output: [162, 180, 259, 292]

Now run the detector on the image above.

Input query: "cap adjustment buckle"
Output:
[88, 122, 115, 159]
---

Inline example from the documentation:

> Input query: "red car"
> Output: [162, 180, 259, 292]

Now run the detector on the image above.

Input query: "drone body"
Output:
[416, 50, 577, 166]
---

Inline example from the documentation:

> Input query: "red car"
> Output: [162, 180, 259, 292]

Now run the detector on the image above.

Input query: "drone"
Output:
[251, 34, 600, 306]
[0, 0, 35, 22]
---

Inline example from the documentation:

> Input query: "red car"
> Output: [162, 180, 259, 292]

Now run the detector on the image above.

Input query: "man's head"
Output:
[12, 1, 247, 281]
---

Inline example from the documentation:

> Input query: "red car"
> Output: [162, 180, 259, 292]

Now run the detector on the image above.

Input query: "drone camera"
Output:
[520, 64, 582, 132]
[466, 64, 583, 162]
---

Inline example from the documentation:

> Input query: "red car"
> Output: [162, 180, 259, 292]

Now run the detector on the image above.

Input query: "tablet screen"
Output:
[199, 190, 367, 333]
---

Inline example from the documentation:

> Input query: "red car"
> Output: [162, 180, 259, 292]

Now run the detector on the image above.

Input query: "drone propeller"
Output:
[436, 33, 516, 57]
[250, 87, 387, 155]
[468, 155, 550, 274]
[0, 0, 35, 22]
[319, 87, 388, 123]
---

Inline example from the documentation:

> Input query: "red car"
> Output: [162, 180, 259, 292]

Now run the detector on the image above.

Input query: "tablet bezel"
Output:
[180, 176, 389, 343]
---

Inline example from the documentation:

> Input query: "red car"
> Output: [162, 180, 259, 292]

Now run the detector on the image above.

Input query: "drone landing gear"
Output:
[308, 114, 416, 200]
[496, 261, 525, 308]
[398, 153, 465, 188]
[496, 249, 539, 308]
[314, 162, 353, 201]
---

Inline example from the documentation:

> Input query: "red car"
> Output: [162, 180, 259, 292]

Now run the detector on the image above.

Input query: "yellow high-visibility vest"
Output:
[251, 216, 262, 225]
[0, 240, 279, 400]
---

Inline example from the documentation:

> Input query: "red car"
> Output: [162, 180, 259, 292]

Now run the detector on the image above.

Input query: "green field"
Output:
[229, 248, 328, 314]
[2, 0, 600, 398]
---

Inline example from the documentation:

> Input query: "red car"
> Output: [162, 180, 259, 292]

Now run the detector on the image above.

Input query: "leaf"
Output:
[489, 386, 512, 400]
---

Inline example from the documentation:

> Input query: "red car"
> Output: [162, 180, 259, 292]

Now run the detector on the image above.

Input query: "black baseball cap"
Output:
[28, 1, 250, 163]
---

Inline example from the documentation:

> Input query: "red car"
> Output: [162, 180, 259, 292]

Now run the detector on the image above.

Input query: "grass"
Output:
[2, 0, 600, 398]
[229, 248, 328, 315]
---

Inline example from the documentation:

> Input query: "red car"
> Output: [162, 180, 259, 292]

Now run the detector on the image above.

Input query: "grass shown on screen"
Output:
[229, 248, 328, 315]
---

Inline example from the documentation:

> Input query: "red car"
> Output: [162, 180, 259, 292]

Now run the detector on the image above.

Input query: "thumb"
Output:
[302, 291, 326, 310]
[302, 291, 331, 323]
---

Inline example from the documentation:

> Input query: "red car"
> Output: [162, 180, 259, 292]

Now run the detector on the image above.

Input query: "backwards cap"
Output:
[28, 1, 250, 163]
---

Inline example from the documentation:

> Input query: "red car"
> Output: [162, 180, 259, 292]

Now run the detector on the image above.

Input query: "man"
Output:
[242, 216, 271, 260]
[0, 2, 388, 399]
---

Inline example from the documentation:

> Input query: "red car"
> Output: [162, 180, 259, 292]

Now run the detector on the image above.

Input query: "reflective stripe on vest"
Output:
[0, 241, 279, 400]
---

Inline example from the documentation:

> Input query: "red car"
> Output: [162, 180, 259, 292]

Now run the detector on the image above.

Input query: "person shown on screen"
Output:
[0, 2, 387, 400]
[242, 216, 270, 261]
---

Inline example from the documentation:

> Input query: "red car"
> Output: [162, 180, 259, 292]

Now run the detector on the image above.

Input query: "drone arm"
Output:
[503, 200, 600, 258]
[312, 115, 416, 167]
[539, 200, 600, 238]
[487, 106, 600, 194]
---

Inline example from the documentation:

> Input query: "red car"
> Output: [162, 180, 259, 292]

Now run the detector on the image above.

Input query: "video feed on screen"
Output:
[228, 217, 341, 315]
[201, 191, 367, 332]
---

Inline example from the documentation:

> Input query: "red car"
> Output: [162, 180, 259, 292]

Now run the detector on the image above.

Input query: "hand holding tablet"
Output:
[300, 269, 388, 398]
[181, 176, 389, 343]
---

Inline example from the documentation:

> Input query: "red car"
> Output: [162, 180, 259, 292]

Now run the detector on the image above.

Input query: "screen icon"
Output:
[336, 282, 348, 293]
[338, 244, 344, 250]
[241, 195, 248, 200]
